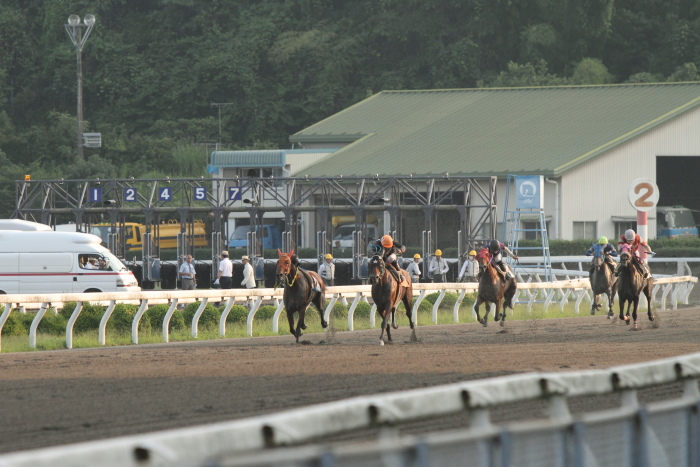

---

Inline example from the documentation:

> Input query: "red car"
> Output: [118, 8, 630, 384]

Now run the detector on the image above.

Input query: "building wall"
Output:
[560, 106, 700, 240]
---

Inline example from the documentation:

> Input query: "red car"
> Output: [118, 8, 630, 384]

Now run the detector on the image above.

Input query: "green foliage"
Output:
[226, 305, 250, 323]
[107, 303, 147, 334]
[1, 312, 32, 336]
[58, 302, 106, 333]
[570, 58, 614, 85]
[37, 313, 68, 335]
[255, 305, 277, 321]
[329, 302, 348, 320]
[182, 302, 221, 329]
[145, 304, 186, 332]
[353, 301, 372, 318]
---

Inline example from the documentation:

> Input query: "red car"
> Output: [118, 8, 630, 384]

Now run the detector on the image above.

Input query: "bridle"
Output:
[275, 254, 299, 287]
[368, 255, 386, 284]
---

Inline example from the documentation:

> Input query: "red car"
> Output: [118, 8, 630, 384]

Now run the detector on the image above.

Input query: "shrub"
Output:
[2, 311, 31, 336]
[37, 313, 68, 335]
[107, 303, 148, 334]
[225, 305, 249, 323]
[255, 305, 276, 321]
[58, 302, 105, 333]
[145, 304, 186, 332]
[330, 302, 348, 320]
[182, 302, 221, 329]
[353, 301, 372, 318]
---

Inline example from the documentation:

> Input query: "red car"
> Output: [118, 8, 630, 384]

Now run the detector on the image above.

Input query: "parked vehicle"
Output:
[332, 215, 379, 248]
[656, 206, 698, 239]
[0, 221, 140, 293]
[229, 224, 283, 249]
[91, 220, 208, 252]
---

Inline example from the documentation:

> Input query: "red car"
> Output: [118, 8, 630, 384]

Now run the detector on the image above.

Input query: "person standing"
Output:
[216, 251, 233, 289]
[429, 249, 449, 283]
[318, 253, 335, 286]
[179, 255, 196, 290]
[405, 253, 422, 283]
[457, 250, 479, 282]
[241, 255, 256, 289]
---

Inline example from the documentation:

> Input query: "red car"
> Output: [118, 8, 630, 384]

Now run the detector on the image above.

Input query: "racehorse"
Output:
[473, 248, 517, 327]
[367, 255, 414, 346]
[616, 244, 654, 329]
[275, 249, 328, 343]
[589, 249, 618, 317]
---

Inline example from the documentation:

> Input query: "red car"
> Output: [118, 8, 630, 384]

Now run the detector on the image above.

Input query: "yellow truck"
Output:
[90, 220, 208, 252]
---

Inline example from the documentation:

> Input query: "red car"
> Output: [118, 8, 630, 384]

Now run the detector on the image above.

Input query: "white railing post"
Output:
[65, 302, 84, 350]
[271, 300, 285, 334]
[131, 299, 149, 344]
[98, 300, 117, 346]
[191, 299, 209, 339]
[431, 290, 446, 324]
[347, 293, 362, 331]
[219, 297, 236, 337]
[246, 296, 263, 336]
[323, 294, 339, 325]
[0, 303, 12, 352]
[162, 299, 179, 343]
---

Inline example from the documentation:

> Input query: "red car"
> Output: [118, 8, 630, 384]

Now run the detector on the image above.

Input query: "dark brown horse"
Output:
[589, 251, 617, 317]
[473, 248, 517, 327]
[367, 255, 414, 346]
[275, 249, 328, 343]
[617, 245, 654, 329]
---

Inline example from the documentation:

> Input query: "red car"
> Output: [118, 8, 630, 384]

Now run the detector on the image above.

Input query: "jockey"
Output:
[585, 236, 617, 275]
[615, 229, 654, 278]
[371, 234, 408, 286]
[487, 239, 518, 280]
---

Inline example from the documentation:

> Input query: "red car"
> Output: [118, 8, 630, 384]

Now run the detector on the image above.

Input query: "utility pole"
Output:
[210, 102, 233, 150]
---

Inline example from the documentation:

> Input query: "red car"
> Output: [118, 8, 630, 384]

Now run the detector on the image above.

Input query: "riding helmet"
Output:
[381, 235, 393, 247]
[489, 239, 500, 251]
[598, 236, 608, 244]
[624, 229, 636, 241]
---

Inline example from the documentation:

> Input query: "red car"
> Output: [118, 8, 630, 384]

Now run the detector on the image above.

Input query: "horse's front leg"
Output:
[378, 308, 388, 346]
[590, 294, 599, 314]
[473, 297, 485, 326]
[631, 299, 639, 329]
[643, 283, 655, 321]
[391, 307, 398, 330]
[286, 309, 297, 337]
[496, 303, 506, 327]
[606, 291, 614, 319]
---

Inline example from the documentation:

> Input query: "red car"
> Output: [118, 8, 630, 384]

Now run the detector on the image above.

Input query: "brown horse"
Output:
[473, 248, 517, 327]
[589, 251, 617, 317]
[275, 249, 328, 343]
[367, 255, 414, 346]
[617, 245, 654, 329]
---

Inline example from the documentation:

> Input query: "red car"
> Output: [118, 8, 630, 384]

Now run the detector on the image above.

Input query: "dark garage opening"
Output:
[656, 156, 700, 225]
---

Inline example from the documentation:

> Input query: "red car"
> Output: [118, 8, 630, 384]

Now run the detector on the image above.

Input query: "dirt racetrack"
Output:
[1, 305, 700, 455]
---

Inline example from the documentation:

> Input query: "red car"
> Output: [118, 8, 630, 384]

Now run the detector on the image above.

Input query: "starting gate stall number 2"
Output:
[124, 187, 137, 202]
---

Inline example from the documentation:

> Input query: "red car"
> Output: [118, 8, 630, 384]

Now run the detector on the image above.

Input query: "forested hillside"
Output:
[1, 0, 699, 216]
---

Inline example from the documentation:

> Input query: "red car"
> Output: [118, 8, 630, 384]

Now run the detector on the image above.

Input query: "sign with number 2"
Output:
[628, 178, 659, 212]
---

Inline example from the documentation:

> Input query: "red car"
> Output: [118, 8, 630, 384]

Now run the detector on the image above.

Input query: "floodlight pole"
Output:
[65, 14, 96, 161]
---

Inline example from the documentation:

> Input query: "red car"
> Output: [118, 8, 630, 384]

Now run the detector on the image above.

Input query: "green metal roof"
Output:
[290, 83, 700, 177]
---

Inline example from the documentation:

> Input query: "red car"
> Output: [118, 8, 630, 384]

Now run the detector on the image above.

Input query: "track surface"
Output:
[1, 305, 700, 454]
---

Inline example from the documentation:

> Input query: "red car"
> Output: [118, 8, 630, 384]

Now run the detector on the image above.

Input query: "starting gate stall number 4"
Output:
[159, 187, 172, 201]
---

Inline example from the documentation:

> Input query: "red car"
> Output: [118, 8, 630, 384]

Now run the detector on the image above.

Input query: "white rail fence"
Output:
[0, 352, 698, 467]
[0, 273, 696, 351]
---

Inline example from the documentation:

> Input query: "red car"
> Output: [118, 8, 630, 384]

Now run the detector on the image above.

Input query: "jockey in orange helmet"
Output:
[371, 235, 406, 272]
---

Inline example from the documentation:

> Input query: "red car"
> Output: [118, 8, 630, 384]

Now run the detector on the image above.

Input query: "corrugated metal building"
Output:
[290, 83, 700, 241]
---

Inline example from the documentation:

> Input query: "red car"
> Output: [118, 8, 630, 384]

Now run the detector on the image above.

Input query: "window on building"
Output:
[614, 221, 636, 240]
[522, 220, 551, 240]
[573, 221, 596, 240]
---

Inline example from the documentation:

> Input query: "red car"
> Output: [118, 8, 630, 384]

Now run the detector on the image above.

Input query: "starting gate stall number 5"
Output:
[194, 187, 206, 200]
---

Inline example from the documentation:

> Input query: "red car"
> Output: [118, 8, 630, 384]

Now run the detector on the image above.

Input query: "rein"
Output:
[275, 255, 299, 288]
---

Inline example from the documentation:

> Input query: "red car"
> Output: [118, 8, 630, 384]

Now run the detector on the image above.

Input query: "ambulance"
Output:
[0, 220, 140, 294]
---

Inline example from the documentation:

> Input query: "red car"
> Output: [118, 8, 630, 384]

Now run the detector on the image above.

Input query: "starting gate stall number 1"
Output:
[89, 187, 102, 203]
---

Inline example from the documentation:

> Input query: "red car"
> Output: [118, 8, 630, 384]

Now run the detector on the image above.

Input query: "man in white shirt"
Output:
[405, 254, 422, 283]
[179, 255, 196, 290]
[458, 250, 479, 282]
[318, 254, 335, 286]
[429, 249, 449, 283]
[241, 255, 256, 289]
[216, 251, 233, 289]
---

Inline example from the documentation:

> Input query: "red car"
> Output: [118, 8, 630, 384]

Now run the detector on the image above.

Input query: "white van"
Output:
[0, 224, 141, 294]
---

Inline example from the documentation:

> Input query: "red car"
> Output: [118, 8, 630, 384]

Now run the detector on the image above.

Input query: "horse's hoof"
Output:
[321, 321, 328, 328]
[392, 323, 398, 330]
[301, 324, 307, 330]
[481, 321, 488, 328]
[648, 315, 655, 322]
[499, 320, 505, 328]
[378, 340, 384, 346]
[590, 309, 596, 315]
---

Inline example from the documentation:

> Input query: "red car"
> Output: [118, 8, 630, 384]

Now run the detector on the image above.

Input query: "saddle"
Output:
[387, 264, 409, 287]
